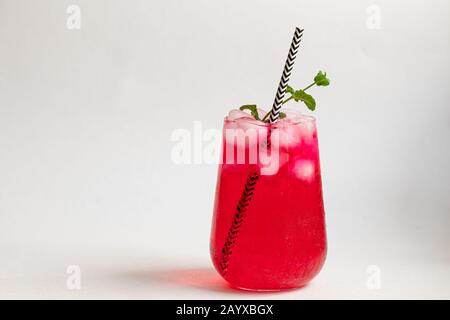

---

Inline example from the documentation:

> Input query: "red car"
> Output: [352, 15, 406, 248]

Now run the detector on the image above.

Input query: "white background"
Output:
[0, 0, 449, 299]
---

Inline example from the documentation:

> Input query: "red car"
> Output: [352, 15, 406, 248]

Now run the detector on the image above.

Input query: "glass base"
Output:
[230, 284, 306, 292]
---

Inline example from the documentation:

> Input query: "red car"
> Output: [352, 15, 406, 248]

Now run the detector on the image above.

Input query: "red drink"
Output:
[210, 110, 327, 290]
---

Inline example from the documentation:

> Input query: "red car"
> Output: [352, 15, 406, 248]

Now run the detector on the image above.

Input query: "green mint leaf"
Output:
[293, 90, 316, 111]
[239, 104, 260, 120]
[278, 112, 287, 119]
[286, 85, 294, 94]
[314, 71, 330, 86]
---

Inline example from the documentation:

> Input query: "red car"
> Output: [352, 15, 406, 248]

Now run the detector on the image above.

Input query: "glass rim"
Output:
[223, 114, 316, 128]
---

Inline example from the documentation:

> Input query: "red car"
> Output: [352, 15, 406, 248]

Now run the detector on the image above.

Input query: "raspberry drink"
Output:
[209, 27, 330, 290]
[210, 110, 327, 290]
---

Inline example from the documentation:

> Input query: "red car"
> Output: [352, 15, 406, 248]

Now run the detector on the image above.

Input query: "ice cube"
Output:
[298, 119, 315, 145]
[235, 117, 266, 130]
[275, 112, 316, 147]
[259, 147, 288, 176]
[293, 160, 315, 182]
[223, 118, 268, 164]
[282, 109, 303, 121]
[276, 122, 303, 148]
[227, 109, 254, 121]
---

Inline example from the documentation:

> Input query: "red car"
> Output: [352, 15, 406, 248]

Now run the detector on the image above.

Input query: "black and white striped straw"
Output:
[219, 28, 304, 277]
[268, 27, 304, 123]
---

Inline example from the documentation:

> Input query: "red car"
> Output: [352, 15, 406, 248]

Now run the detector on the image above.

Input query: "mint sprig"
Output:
[270, 70, 330, 114]
[239, 105, 260, 120]
[314, 71, 330, 86]
[239, 105, 286, 121]
[239, 71, 330, 122]
[288, 88, 316, 111]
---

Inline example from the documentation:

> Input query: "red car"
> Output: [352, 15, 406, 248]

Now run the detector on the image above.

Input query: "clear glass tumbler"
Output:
[210, 113, 327, 290]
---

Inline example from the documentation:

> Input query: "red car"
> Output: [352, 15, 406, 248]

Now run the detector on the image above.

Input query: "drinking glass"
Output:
[210, 114, 327, 290]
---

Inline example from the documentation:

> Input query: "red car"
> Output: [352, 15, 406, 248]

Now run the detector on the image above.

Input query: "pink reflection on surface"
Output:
[159, 268, 232, 293]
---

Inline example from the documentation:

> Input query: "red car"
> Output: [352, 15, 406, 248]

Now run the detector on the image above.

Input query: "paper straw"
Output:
[268, 27, 303, 123]
[219, 172, 259, 275]
[218, 28, 304, 276]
